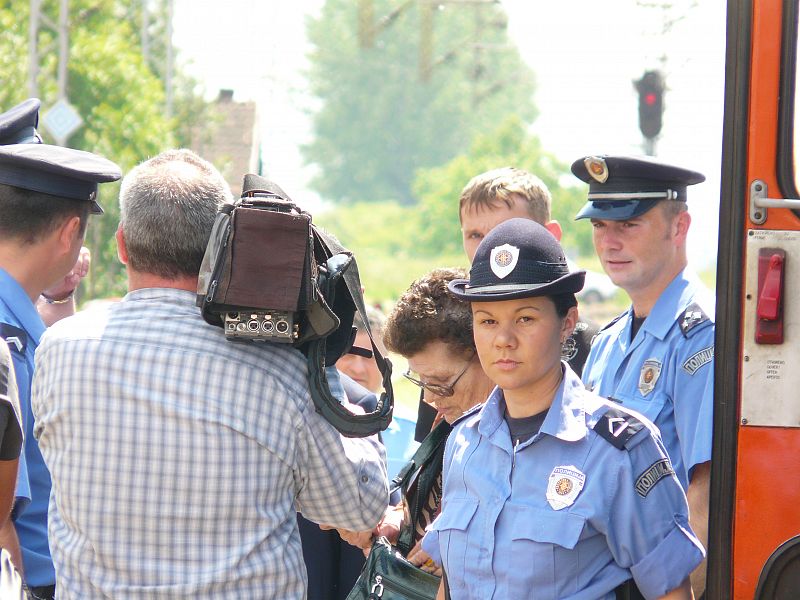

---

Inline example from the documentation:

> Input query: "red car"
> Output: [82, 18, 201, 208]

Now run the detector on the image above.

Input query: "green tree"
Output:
[305, 0, 536, 205]
[411, 114, 592, 258]
[0, 0, 210, 300]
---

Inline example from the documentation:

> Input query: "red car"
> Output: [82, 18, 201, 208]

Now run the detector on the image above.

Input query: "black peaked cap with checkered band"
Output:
[448, 218, 585, 301]
[571, 155, 705, 221]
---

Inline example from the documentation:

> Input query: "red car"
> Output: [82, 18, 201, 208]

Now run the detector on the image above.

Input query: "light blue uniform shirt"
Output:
[0, 267, 53, 587]
[422, 365, 703, 600]
[582, 269, 715, 489]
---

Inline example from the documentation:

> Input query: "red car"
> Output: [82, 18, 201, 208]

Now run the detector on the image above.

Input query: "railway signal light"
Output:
[635, 70, 665, 140]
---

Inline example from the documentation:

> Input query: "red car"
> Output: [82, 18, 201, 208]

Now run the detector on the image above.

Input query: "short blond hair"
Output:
[458, 167, 551, 225]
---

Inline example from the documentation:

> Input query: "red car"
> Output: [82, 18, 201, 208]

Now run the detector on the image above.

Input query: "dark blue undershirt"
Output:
[505, 409, 548, 446]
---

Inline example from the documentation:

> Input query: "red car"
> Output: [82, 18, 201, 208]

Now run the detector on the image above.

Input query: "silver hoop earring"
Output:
[561, 336, 578, 361]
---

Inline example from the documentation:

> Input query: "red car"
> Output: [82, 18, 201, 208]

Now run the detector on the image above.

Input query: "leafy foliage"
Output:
[315, 200, 467, 304]
[0, 0, 210, 301]
[315, 115, 594, 304]
[304, 0, 537, 204]
[411, 115, 592, 258]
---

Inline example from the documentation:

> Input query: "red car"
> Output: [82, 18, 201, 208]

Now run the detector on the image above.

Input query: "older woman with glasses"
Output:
[335, 267, 495, 581]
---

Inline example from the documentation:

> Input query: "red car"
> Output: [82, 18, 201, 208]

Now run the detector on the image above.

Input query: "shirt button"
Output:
[361, 475, 369, 483]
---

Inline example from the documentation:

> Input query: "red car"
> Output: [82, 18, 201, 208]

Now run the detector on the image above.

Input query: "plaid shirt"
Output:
[32, 288, 388, 599]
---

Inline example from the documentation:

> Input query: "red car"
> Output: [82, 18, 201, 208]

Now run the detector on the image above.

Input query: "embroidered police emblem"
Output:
[546, 465, 585, 510]
[490, 243, 520, 279]
[584, 156, 609, 183]
[638, 359, 661, 396]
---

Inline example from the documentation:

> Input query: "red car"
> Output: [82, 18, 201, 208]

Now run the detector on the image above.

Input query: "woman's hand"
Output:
[375, 503, 404, 544]
[407, 541, 442, 577]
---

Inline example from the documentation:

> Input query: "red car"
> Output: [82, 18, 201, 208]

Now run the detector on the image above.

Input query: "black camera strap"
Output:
[304, 234, 393, 437]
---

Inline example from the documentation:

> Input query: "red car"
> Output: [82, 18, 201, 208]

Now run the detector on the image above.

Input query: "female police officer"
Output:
[421, 218, 703, 599]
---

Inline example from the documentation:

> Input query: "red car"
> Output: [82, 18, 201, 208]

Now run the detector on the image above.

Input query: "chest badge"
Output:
[546, 465, 585, 510]
[490, 244, 519, 279]
[638, 359, 662, 396]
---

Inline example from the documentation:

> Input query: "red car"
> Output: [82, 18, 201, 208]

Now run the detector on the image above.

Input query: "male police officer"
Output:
[573, 155, 714, 596]
[0, 98, 121, 599]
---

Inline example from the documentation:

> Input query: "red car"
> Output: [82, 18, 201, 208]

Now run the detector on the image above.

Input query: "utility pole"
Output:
[165, 0, 174, 117]
[28, 0, 40, 97]
[57, 0, 69, 100]
[142, 0, 150, 64]
[28, 0, 70, 100]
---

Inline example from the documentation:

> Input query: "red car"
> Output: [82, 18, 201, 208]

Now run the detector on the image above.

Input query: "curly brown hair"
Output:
[383, 268, 474, 358]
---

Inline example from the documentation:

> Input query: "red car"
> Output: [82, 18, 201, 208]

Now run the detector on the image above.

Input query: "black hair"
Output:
[551, 293, 578, 318]
[0, 183, 90, 244]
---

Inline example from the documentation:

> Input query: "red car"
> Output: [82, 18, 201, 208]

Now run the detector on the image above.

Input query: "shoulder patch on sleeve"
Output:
[0, 323, 26, 355]
[679, 302, 711, 337]
[449, 402, 484, 427]
[593, 406, 646, 450]
[682, 345, 714, 375]
[635, 458, 675, 497]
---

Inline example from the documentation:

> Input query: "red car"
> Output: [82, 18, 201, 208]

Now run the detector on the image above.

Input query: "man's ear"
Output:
[116, 225, 128, 265]
[57, 215, 83, 252]
[674, 210, 691, 243]
[545, 220, 562, 241]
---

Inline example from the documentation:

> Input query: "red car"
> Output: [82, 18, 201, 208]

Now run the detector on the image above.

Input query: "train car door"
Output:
[710, 0, 800, 597]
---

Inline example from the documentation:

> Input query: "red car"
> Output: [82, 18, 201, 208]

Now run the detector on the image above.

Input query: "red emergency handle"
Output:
[755, 249, 785, 345]
[757, 253, 784, 320]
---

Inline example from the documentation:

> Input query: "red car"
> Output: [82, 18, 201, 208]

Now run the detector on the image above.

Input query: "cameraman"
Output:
[31, 149, 389, 599]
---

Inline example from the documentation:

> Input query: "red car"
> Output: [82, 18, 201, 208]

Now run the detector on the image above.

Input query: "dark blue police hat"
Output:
[448, 218, 585, 301]
[571, 155, 705, 221]
[0, 144, 121, 214]
[0, 98, 42, 145]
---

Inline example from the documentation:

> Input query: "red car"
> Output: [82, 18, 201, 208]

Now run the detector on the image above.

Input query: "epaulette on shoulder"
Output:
[678, 302, 711, 338]
[0, 323, 26, 355]
[593, 405, 646, 450]
[450, 402, 484, 428]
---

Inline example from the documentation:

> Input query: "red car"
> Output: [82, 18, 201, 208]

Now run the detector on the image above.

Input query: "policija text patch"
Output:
[635, 458, 675, 497]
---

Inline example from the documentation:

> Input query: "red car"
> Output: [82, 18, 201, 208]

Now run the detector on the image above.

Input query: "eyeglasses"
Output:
[403, 354, 474, 398]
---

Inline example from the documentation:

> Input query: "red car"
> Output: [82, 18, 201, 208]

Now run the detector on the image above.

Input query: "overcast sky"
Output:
[172, 0, 726, 268]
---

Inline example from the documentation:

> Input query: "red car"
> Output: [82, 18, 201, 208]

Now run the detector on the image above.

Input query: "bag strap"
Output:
[390, 420, 450, 492]
[394, 421, 450, 555]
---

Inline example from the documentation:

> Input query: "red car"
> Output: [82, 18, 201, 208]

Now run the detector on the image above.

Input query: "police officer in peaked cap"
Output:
[420, 217, 702, 599]
[573, 155, 715, 597]
[0, 98, 120, 599]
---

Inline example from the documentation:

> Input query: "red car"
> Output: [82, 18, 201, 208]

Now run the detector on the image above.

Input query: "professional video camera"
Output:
[196, 174, 393, 437]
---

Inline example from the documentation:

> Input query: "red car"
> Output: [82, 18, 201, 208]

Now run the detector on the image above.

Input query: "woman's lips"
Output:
[493, 359, 519, 372]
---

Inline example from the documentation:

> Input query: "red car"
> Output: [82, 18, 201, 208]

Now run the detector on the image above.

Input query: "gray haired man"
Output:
[32, 149, 388, 599]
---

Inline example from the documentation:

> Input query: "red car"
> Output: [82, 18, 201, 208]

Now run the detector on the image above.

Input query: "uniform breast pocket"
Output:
[429, 497, 479, 587]
[616, 388, 669, 425]
[506, 505, 585, 600]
